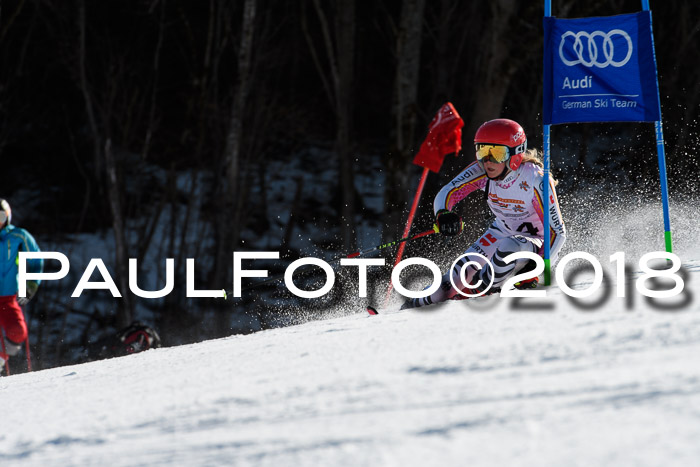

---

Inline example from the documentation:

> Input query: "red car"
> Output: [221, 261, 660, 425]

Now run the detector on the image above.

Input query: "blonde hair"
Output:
[520, 148, 558, 185]
[521, 148, 543, 168]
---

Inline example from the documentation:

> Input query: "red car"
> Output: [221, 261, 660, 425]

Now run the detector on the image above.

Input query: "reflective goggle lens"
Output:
[0, 212, 6, 224]
[475, 144, 510, 163]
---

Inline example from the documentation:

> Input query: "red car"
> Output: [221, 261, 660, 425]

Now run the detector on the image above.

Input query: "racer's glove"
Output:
[434, 209, 464, 236]
[17, 281, 38, 306]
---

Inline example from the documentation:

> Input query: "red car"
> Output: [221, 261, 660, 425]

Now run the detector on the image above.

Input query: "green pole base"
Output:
[664, 230, 673, 254]
[544, 258, 551, 286]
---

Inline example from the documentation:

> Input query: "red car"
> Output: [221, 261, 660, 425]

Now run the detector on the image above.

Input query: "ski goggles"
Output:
[475, 142, 527, 163]
[475, 144, 511, 163]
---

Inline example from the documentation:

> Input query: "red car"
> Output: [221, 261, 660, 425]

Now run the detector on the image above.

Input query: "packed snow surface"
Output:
[2, 258, 700, 466]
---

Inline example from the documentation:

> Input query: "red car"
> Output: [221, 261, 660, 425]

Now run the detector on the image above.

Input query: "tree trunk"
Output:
[336, 0, 356, 252]
[210, 0, 257, 335]
[78, 1, 132, 328]
[214, 0, 256, 284]
[78, 0, 102, 179]
[226, 0, 256, 224]
[104, 139, 133, 328]
[302, 0, 357, 252]
[466, 0, 519, 133]
[385, 0, 426, 241]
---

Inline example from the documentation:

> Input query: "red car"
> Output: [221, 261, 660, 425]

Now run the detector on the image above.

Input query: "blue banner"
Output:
[543, 11, 660, 124]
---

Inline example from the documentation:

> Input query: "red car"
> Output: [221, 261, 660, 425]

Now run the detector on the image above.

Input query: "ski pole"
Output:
[1, 326, 9, 376]
[341, 228, 437, 260]
[225, 227, 438, 296]
[25, 332, 32, 372]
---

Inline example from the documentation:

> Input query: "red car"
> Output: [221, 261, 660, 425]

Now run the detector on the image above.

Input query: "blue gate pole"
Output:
[543, 0, 552, 284]
[543, 125, 552, 285]
[642, 0, 673, 252]
[655, 120, 673, 253]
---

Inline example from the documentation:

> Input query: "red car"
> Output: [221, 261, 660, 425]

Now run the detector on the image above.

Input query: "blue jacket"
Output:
[0, 224, 43, 296]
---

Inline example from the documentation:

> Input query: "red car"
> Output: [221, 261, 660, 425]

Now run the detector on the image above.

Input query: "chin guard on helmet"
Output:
[508, 153, 523, 171]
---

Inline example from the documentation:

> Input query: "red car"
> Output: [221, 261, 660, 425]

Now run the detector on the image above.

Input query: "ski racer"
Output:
[0, 199, 43, 372]
[402, 118, 566, 309]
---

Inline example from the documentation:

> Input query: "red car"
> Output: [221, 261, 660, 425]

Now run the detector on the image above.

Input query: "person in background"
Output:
[0, 198, 43, 372]
[402, 119, 566, 309]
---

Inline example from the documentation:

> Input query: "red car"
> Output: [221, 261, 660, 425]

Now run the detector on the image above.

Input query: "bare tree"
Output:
[103, 139, 132, 327]
[467, 0, 520, 133]
[203, 0, 258, 335]
[77, 0, 133, 327]
[209, 0, 258, 296]
[224, 0, 256, 243]
[385, 0, 426, 241]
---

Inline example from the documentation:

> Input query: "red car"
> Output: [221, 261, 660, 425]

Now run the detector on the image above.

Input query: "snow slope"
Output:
[2, 256, 700, 466]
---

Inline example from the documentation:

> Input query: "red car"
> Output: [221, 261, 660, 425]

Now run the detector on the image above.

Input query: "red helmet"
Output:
[474, 119, 527, 171]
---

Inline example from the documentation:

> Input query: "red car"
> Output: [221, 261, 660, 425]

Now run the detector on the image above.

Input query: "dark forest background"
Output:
[1, 0, 699, 370]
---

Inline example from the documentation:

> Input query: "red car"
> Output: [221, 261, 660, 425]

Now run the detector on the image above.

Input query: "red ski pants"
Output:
[0, 296, 27, 345]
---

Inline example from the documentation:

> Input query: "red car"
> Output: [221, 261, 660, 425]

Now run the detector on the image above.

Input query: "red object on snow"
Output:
[412, 102, 464, 173]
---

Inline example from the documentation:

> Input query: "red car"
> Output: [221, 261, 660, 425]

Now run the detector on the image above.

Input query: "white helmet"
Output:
[0, 199, 11, 227]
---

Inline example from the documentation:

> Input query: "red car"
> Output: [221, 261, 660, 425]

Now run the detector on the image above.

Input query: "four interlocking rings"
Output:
[559, 29, 633, 68]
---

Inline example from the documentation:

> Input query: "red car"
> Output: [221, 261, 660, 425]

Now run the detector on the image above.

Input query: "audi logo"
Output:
[559, 29, 633, 68]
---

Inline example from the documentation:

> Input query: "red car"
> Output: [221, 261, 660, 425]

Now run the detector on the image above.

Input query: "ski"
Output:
[365, 289, 508, 316]
[365, 304, 412, 315]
